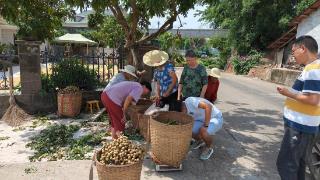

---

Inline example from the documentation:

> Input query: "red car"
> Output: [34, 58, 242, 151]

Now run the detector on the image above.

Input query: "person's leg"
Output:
[199, 127, 213, 148]
[103, 93, 125, 139]
[191, 121, 205, 149]
[276, 126, 311, 180]
[199, 116, 223, 160]
[297, 133, 316, 180]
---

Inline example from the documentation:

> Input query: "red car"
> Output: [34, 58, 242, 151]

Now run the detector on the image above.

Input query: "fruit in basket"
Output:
[99, 135, 144, 165]
[58, 86, 80, 94]
[165, 119, 179, 125]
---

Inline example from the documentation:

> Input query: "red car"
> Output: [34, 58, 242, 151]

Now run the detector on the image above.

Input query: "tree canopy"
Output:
[200, 0, 296, 54]
[66, 0, 198, 67]
[0, 0, 74, 41]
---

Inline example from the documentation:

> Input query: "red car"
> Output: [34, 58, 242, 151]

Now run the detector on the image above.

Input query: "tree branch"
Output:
[136, 11, 178, 45]
[108, 4, 130, 37]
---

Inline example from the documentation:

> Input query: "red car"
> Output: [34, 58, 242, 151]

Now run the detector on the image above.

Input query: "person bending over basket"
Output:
[101, 81, 152, 139]
[173, 97, 223, 160]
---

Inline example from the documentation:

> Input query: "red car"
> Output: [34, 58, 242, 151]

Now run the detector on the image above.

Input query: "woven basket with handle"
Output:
[149, 111, 193, 167]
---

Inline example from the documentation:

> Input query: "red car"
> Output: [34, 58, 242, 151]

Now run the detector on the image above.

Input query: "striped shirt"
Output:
[283, 59, 320, 134]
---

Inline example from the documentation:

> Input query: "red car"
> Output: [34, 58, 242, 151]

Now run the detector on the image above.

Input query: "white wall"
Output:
[297, 9, 320, 54]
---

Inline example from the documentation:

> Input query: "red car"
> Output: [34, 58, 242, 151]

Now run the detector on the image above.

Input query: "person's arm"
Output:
[178, 67, 186, 100]
[156, 81, 161, 100]
[198, 101, 212, 127]
[177, 84, 182, 100]
[277, 87, 320, 106]
[123, 95, 134, 113]
[200, 85, 208, 98]
[199, 66, 208, 98]
[163, 71, 178, 97]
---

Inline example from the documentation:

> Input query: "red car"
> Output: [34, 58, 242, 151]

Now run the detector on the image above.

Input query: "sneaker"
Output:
[190, 140, 205, 150]
[200, 147, 214, 160]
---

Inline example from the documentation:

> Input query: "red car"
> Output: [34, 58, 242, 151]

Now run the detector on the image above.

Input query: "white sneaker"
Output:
[200, 147, 214, 160]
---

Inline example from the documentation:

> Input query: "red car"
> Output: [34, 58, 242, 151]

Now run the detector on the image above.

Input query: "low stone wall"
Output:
[270, 68, 301, 86]
[0, 90, 104, 118]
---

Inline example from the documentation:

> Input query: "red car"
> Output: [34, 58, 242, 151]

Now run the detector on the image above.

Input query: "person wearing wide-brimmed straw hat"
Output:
[104, 65, 138, 91]
[204, 68, 221, 103]
[143, 50, 178, 110]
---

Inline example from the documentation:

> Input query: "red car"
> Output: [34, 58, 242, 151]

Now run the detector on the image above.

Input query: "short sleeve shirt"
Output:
[104, 73, 126, 91]
[106, 81, 143, 106]
[184, 97, 222, 122]
[153, 63, 178, 96]
[283, 59, 320, 133]
[180, 64, 208, 98]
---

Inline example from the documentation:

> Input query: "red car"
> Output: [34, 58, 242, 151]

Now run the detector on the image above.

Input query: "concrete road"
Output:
[0, 72, 288, 180]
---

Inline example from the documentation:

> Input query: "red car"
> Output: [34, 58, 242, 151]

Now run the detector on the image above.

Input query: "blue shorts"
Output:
[192, 116, 223, 135]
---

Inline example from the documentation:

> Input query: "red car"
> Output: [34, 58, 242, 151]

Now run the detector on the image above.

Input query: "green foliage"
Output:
[171, 53, 186, 67]
[26, 124, 80, 161]
[158, 32, 176, 52]
[0, 1, 74, 41]
[201, 0, 295, 54]
[50, 58, 99, 90]
[200, 57, 222, 69]
[87, 15, 125, 48]
[26, 124, 105, 161]
[232, 50, 263, 75]
[208, 37, 231, 69]
[296, 0, 317, 15]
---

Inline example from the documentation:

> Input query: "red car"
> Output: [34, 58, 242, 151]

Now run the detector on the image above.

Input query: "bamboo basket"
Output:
[94, 150, 143, 180]
[127, 99, 152, 128]
[137, 109, 151, 142]
[57, 92, 82, 117]
[149, 111, 193, 167]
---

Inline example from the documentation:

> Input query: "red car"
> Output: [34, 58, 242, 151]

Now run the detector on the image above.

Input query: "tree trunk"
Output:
[129, 46, 143, 71]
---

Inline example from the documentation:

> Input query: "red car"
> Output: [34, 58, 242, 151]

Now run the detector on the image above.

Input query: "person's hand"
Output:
[162, 91, 170, 98]
[277, 86, 289, 96]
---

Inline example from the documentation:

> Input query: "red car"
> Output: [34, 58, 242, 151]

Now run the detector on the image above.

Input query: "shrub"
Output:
[200, 57, 221, 69]
[50, 58, 99, 90]
[171, 53, 185, 67]
[232, 50, 263, 75]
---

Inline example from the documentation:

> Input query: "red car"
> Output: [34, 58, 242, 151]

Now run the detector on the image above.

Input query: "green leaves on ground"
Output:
[26, 124, 105, 161]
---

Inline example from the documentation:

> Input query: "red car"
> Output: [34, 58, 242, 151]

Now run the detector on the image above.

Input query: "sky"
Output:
[148, 5, 211, 29]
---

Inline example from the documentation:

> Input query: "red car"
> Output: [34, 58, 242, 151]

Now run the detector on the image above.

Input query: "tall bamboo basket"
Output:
[149, 111, 193, 167]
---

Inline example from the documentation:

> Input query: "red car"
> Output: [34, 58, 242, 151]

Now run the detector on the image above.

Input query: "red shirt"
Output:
[204, 76, 220, 103]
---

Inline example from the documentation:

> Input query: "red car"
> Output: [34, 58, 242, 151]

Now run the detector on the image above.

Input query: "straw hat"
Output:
[143, 50, 169, 67]
[119, 65, 137, 78]
[209, 68, 221, 78]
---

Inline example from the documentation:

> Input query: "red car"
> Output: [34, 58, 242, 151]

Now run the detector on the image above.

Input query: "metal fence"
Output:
[41, 46, 126, 89]
[0, 54, 17, 91]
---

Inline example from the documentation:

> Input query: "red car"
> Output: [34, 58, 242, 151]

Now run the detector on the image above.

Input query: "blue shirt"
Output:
[104, 73, 126, 91]
[153, 63, 178, 96]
